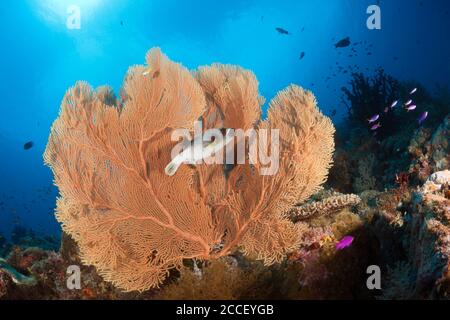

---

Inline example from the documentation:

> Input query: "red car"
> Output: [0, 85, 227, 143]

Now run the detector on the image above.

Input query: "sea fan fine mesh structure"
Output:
[44, 48, 335, 292]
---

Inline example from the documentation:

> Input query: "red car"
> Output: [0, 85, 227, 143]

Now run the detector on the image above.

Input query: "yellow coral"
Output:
[44, 48, 335, 292]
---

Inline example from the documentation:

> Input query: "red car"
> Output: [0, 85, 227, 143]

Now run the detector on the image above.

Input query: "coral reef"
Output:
[329, 69, 450, 195]
[43, 48, 335, 292]
[421, 170, 450, 196]
[409, 115, 450, 183]
[1, 55, 448, 301]
[0, 256, 37, 286]
[378, 179, 449, 299]
[0, 270, 11, 299]
[0, 236, 160, 300]
[0, 168, 448, 300]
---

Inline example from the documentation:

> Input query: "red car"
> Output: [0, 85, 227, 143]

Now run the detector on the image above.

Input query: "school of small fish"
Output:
[367, 87, 428, 132]
[271, 24, 429, 129]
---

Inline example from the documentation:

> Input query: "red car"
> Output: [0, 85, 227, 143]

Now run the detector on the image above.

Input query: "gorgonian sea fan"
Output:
[44, 48, 335, 292]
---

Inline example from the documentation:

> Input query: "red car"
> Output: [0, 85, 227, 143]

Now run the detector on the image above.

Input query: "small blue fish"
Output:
[367, 114, 380, 123]
[418, 111, 428, 124]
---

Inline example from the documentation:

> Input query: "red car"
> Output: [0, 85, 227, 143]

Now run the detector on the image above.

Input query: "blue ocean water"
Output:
[0, 0, 449, 238]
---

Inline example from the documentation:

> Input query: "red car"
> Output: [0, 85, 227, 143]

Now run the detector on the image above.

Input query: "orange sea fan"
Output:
[44, 48, 335, 292]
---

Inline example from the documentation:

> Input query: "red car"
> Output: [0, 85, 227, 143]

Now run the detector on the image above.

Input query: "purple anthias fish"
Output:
[418, 111, 428, 124]
[390, 100, 398, 108]
[336, 236, 354, 250]
[405, 99, 413, 106]
[371, 123, 382, 130]
[406, 104, 417, 111]
[410, 88, 417, 95]
[368, 114, 380, 123]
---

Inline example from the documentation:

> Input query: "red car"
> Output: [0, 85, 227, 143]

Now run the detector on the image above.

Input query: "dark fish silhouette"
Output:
[275, 27, 289, 35]
[334, 37, 351, 48]
[331, 109, 337, 117]
[299, 52, 305, 60]
[23, 141, 34, 150]
[120, 20, 124, 26]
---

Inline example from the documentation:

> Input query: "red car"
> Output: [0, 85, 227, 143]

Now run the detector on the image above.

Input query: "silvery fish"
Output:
[368, 114, 380, 123]
[390, 100, 399, 108]
[165, 129, 234, 176]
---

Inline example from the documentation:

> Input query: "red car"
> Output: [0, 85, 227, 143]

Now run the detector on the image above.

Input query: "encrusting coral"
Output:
[288, 192, 361, 222]
[43, 48, 335, 292]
